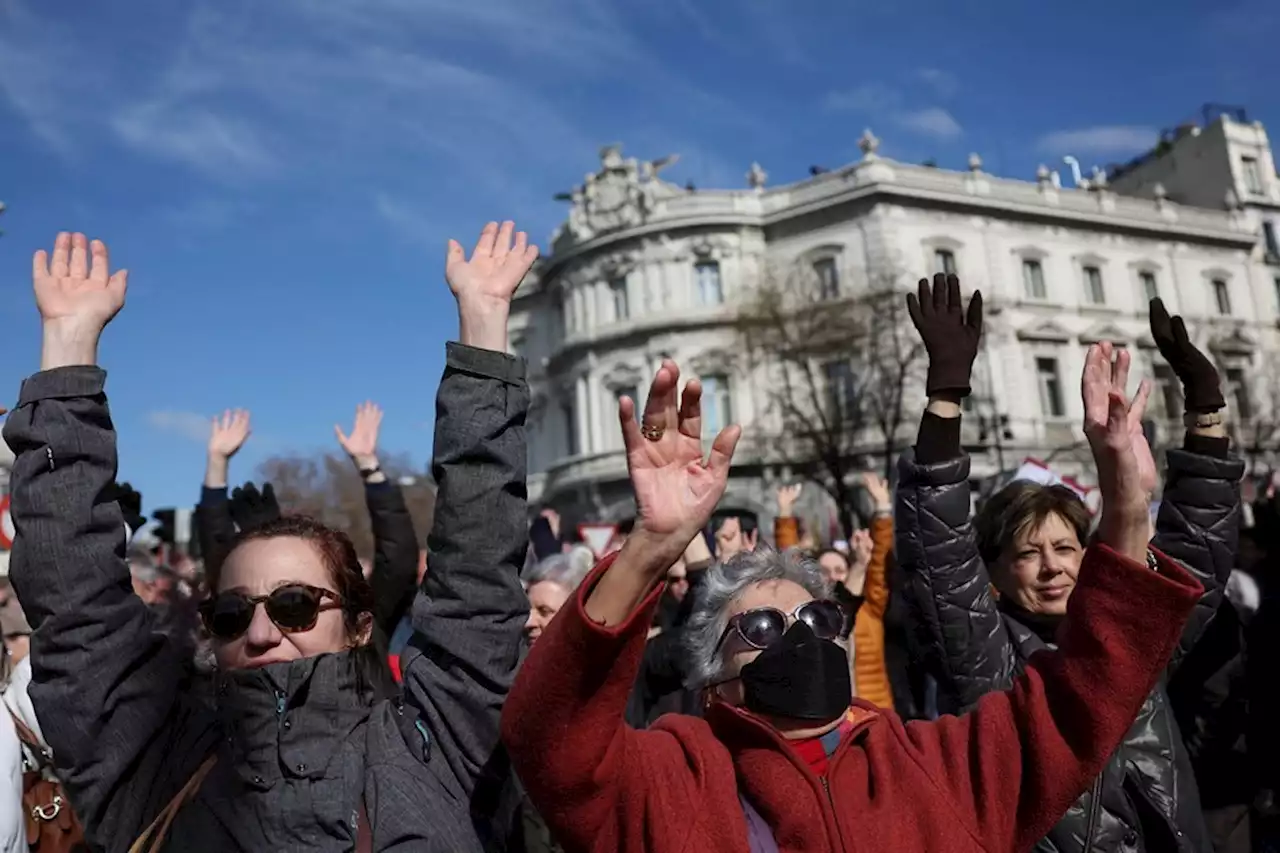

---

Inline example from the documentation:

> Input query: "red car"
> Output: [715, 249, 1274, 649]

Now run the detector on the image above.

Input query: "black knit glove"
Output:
[1149, 298, 1224, 413]
[109, 481, 147, 534]
[230, 481, 282, 532]
[906, 273, 984, 397]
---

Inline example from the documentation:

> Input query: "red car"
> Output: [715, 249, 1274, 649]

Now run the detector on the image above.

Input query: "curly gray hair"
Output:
[682, 546, 831, 689]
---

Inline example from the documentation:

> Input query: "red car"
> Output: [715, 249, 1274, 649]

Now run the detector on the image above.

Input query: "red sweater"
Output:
[501, 544, 1202, 853]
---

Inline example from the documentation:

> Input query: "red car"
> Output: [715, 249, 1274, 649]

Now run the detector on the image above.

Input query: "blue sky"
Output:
[1, 0, 1276, 513]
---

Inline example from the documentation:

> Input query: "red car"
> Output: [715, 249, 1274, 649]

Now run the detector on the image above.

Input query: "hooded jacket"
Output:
[895, 441, 1243, 853]
[3, 343, 529, 852]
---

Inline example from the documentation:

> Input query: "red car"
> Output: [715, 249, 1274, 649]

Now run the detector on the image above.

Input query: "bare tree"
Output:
[736, 260, 925, 537]
[255, 450, 435, 558]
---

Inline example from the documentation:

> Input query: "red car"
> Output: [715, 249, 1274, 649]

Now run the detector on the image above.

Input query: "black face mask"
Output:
[739, 620, 851, 722]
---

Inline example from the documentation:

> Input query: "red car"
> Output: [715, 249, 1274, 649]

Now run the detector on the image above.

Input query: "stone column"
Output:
[575, 375, 590, 456]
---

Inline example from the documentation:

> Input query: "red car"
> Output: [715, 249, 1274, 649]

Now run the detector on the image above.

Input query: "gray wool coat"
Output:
[4, 343, 531, 852]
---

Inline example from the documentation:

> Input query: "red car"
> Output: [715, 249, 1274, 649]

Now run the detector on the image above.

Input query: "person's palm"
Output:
[209, 409, 251, 459]
[621, 361, 740, 541]
[1082, 342, 1155, 494]
[34, 233, 127, 331]
[336, 402, 382, 459]
[446, 221, 539, 310]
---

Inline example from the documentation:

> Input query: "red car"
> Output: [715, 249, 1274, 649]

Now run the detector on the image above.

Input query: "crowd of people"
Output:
[0, 226, 1274, 852]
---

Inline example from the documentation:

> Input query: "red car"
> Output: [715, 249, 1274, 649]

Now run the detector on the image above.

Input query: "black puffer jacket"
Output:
[896, 445, 1243, 853]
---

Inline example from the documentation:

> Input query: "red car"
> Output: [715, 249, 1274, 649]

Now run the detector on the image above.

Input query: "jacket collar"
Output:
[215, 651, 374, 789]
[704, 700, 880, 847]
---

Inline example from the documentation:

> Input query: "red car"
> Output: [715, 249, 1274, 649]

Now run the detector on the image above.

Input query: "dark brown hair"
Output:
[974, 482, 1090, 567]
[218, 516, 394, 698]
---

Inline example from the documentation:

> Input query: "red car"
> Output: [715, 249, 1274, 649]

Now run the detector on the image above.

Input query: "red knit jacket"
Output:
[501, 543, 1202, 853]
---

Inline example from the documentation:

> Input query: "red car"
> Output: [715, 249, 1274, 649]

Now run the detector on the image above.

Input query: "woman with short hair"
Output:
[502, 277, 1205, 853]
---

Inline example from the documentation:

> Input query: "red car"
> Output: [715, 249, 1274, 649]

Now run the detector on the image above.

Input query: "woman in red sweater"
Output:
[502, 278, 1203, 853]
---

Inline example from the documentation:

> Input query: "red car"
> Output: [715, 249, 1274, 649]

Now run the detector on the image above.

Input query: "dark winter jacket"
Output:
[4, 343, 529, 851]
[896, 443, 1243, 853]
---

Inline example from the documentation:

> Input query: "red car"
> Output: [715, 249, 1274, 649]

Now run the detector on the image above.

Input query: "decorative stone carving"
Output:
[1016, 320, 1072, 343]
[1152, 182, 1168, 201]
[602, 362, 645, 390]
[555, 145, 685, 242]
[747, 162, 768, 190]
[968, 152, 983, 173]
[858, 129, 880, 160]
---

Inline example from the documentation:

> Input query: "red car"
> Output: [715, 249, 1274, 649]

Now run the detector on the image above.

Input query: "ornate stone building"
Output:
[510, 113, 1276, 531]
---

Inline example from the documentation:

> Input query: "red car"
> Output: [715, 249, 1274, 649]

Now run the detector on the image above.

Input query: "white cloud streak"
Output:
[895, 107, 963, 140]
[146, 410, 211, 442]
[1037, 126, 1158, 156]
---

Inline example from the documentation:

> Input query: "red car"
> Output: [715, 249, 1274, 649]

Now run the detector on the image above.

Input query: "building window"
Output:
[1242, 156, 1264, 194]
[695, 261, 723, 305]
[561, 402, 578, 456]
[934, 249, 957, 277]
[1035, 357, 1065, 418]
[701, 374, 733, 437]
[1083, 265, 1105, 305]
[1225, 367, 1252, 419]
[1264, 221, 1280, 258]
[1022, 259, 1047, 300]
[1212, 278, 1232, 315]
[823, 360, 859, 422]
[1139, 271, 1159, 304]
[1153, 364, 1182, 419]
[609, 276, 629, 321]
[813, 257, 840, 300]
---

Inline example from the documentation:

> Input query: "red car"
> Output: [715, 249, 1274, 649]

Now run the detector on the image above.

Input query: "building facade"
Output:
[510, 115, 1276, 532]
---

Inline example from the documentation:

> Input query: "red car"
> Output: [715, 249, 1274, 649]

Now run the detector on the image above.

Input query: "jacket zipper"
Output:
[1082, 774, 1103, 851]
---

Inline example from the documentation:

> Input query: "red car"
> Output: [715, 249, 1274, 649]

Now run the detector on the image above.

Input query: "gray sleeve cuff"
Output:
[17, 366, 107, 406]
[445, 342, 525, 386]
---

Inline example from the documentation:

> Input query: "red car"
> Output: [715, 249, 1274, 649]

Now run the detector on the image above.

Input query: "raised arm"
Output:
[1148, 298, 1244, 666]
[900, 341, 1203, 852]
[335, 402, 421, 634]
[894, 274, 1018, 706]
[502, 358, 741, 852]
[195, 409, 251, 575]
[4, 234, 211, 845]
[399, 221, 535, 800]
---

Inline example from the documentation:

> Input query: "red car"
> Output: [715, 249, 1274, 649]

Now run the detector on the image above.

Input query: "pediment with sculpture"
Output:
[552, 145, 686, 243]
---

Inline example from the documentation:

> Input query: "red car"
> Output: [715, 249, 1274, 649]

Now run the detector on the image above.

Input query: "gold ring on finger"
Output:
[640, 423, 665, 441]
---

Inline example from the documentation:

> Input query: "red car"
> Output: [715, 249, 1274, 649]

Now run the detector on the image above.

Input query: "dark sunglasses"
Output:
[715, 599, 848, 652]
[198, 584, 341, 640]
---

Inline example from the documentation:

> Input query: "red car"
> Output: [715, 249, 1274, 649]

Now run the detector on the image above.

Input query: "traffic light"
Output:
[152, 509, 176, 545]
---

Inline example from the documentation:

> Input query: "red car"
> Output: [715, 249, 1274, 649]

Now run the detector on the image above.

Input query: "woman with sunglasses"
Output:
[503, 305, 1205, 852]
[4, 225, 535, 851]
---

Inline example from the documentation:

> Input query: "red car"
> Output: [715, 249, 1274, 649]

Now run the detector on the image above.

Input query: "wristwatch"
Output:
[359, 465, 381, 479]
[1183, 410, 1224, 429]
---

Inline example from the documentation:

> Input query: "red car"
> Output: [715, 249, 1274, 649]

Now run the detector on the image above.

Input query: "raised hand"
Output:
[335, 401, 383, 469]
[861, 471, 891, 513]
[229, 482, 281, 532]
[1149, 298, 1224, 414]
[446, 221, 538, 352]
[1082, 343, 1153, 562]
[34, 232, 128, 369]
[849, 528, 874, 570]
[776, 483, 802, 517]
[620, 360, 740, 552]
[1081, 342, 1155, 495]
[906, 273, 984, 399]
[209, 410, 252, 460]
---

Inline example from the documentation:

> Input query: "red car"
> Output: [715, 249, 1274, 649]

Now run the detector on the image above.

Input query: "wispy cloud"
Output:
[895, 107, 963, 140]
[915, 68, 958, 98]
[111, 103, 274, 177]
[1036, 126, 1158, 156]
[825, 82, 962, 141]
[375, 193, 455, 247]
[146, 410, 210, 442]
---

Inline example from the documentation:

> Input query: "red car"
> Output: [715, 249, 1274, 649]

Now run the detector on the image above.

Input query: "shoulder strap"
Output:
[128, 754, 217, 853]
[5, 705, 52, 770]
[357, 799, 373, 853]
[738, 793, 780, 853]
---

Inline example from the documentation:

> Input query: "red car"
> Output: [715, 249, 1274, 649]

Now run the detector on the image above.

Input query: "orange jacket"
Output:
[773, 514, 895, 710]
